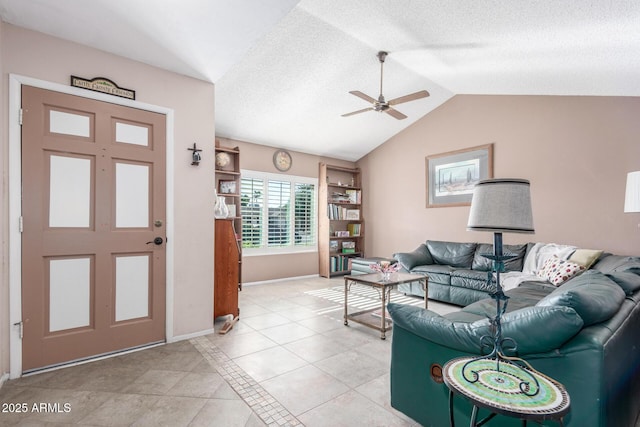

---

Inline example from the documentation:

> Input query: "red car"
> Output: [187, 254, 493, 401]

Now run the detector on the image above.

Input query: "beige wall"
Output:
[216, 137, 354, 283]
[358, 95, 640, 258]
[0, 24, 216, 375]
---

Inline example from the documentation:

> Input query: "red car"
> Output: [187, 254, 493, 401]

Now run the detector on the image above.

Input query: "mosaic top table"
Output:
[343, 272, 427, 340]
[443, 356, 571, 426]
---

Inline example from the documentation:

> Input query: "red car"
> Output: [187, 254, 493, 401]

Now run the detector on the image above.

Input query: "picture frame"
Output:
[425, 143, 493, 208]
[345, 209, 360, 220]
[219, 180, 237, 194]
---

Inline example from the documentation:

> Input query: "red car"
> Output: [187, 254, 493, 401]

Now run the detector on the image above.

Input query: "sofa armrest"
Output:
[393, 243, 433, 271]
[388, 303, 584, 356]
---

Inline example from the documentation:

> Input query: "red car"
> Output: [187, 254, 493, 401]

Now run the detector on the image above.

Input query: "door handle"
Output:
[146, 237, 164, 245]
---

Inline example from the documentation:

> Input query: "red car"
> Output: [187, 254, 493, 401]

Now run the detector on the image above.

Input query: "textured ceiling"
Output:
[2, 0, 639, 161]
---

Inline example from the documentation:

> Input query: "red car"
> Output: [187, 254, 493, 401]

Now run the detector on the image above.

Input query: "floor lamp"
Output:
[465, 178, 536, 392]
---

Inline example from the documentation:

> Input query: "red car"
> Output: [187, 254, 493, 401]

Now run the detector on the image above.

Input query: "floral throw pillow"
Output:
[537, 255, 586, 286]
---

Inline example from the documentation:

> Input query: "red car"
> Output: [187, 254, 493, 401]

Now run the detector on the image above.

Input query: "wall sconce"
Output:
[188, 143, 202, 166]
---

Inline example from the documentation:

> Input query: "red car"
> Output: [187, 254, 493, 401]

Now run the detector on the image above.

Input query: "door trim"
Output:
[8, 74, 175, 379]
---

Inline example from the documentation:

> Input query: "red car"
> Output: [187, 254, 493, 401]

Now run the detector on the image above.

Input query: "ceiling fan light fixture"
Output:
[342, 50, 429, 120]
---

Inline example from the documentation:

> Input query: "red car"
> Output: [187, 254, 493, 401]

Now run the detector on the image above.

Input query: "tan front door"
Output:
[21, 86, 166, 372]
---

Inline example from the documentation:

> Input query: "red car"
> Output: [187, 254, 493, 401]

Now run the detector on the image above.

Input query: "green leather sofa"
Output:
[388, 254, 640, 427]
[393, 240, 530, 306]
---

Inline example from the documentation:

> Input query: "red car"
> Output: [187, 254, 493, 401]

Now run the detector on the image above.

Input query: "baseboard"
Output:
[168, 328, 215, 343]
[243, 274, 320, 287]
[0, 372, 9, 388]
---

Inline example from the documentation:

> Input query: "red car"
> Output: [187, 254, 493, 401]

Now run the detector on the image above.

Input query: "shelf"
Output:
[215, 169, 241, 176]
[328, 183, 360, 190]
[215, 146, 240, 154]
[320, 162, 364, 278]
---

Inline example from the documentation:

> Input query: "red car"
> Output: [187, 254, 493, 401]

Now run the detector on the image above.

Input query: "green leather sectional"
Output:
[388, 242, 640, 426]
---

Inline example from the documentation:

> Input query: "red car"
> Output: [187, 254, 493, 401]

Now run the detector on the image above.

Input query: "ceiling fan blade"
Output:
[349, 90, 377, 104]
[385, 107, 408, 120]
[342, 107, 374, 117]
[388, 90, 430, 106]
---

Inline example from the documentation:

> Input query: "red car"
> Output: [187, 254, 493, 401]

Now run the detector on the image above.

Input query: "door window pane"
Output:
[49, 155, 92, 228]
[115, 162, 149, 228]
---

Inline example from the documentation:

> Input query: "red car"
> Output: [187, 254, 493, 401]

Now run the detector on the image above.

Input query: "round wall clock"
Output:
[273, 149, 292, 172]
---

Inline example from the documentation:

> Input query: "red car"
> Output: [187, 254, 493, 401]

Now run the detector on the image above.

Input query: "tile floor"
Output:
[0, 276, 459, 426]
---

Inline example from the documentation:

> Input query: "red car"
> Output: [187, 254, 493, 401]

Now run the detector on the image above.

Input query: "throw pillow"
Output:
[536, 255, 585, 286]
[569, 249, 603, 269]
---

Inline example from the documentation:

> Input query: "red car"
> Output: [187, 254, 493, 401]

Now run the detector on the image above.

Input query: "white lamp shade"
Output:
[625, 171, 640, 213]
[467, 179, 535, 234]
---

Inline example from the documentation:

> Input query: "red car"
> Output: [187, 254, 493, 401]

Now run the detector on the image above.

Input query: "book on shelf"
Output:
[329, 240, 339, 252]
[342, 241, 356, 253]
[330, 255, 350, 272]
[347, 223, 361, 236]
[330, 191, 351, 203]
[345, 189, 361, 204]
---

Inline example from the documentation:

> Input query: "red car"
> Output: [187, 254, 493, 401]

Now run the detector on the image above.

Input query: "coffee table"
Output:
[343, 272, 427, 340]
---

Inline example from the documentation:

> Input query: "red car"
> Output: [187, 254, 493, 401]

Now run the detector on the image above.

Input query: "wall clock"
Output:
[273, 149, 292, 172]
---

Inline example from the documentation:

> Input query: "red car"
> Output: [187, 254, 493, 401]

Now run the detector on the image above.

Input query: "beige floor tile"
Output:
[79, 393, 160, 426]
[283, 334, 350, 363]
[166, 372, 227, 399]
[298, 389, 413, 427]
[131, 395, 207, 427]
[258, 322, 317, 345]
[260, 365, 349, 416]
[296, 315, 344, 333]
[240, 312, 291, 331]
[315, 350, 389, 388]
[213, 331, 278, 359]
[120, 369, 187, 395]
[233, 346, 308, 382]
[188, 398, 254, 427]
[355, 373, 416, 424]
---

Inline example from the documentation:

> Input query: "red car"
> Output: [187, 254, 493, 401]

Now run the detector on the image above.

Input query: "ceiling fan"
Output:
[342, 51, 429, 120]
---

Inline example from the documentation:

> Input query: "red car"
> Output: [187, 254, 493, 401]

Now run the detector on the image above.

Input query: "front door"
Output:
[20, 86, 166, 372]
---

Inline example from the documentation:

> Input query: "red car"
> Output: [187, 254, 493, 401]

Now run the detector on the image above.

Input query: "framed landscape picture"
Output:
[425, 143, 493, 208]
[219, 180, 237, 194]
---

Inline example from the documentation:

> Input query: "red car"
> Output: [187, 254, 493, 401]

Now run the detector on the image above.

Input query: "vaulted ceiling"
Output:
[2, 0, 639, 160]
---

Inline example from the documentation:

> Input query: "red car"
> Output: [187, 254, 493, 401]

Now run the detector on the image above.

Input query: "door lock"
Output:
[146, 237, 164, 245]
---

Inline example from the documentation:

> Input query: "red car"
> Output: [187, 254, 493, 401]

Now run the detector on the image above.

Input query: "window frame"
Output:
[240, 169, 318, 256]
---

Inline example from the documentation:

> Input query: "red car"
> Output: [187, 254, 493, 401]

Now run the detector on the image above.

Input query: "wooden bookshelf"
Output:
[214, 140, 242, 319]
[318, 163, 364, 277]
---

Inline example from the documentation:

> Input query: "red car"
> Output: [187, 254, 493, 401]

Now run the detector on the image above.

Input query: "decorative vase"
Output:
[381, 271, 392, 281]
[214, 193, 229, 218]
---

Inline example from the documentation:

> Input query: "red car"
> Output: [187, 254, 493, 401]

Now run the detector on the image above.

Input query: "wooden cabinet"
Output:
[214, 140, 242, 319]
[318, 163, 364, 277]
[214, 219, 240, 318]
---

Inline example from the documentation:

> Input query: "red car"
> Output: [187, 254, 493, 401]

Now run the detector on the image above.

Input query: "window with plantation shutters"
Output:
[240, 170, 317, 254]
[240, 178, 263, 249]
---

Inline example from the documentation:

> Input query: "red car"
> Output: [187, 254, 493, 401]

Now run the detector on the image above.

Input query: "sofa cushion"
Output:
[450, 269, 494, 292]
[426, 240, 477, 268]
[472, 243, 528, 272]
[605, 272, 640, 296]
[411, 264, 454, 286]
[536, 271, 625, 326]
[592, 254, 640, 274]
[393, 243, 433, 271]
[536, 255, 585, 286]
[388, 303, 584, 355]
